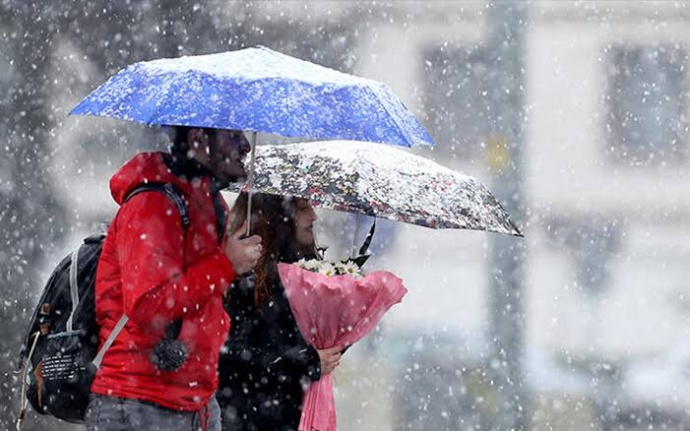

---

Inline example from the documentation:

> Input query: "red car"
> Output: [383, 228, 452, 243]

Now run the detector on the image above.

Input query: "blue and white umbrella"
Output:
[70, 46, 434, 148]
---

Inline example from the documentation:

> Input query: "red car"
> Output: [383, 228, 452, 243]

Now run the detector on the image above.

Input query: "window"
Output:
[607, 46, 687, 165]
[422, 45, 491, 163]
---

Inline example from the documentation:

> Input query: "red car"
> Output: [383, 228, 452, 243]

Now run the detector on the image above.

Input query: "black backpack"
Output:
[16, 183, 189, 427]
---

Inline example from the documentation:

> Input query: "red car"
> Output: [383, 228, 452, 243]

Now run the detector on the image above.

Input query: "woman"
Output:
[217, 192, 342, 431]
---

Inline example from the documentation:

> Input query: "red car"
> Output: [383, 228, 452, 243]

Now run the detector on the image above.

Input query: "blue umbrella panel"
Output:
[70, 46, 434, 148]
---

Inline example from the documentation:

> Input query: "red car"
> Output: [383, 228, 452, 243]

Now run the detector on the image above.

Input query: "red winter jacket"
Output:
[91, 152, 235, 411]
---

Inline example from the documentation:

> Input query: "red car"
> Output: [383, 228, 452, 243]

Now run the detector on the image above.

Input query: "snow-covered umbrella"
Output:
[69, 46, 434, 148]
[229, 140, 522, 236]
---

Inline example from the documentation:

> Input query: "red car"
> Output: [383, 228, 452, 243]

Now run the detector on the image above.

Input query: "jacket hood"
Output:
[110, 152, 187, 204]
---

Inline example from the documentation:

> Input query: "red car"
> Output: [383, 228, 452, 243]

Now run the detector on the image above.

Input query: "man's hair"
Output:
[171, 126, 216, 153]
[171, 126, 190, 152]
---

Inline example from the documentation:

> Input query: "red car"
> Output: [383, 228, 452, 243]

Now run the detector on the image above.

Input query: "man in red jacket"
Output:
[85, 127, 262, 431]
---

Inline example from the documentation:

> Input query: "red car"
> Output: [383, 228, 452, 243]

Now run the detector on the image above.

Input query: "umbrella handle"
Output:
[351, 217, 376, 258]
[245, 131, 257, 237]
[350, 214, 360, 258]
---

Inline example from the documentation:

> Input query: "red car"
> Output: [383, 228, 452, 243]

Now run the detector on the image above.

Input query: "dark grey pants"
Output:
[85, 394, 221, 431]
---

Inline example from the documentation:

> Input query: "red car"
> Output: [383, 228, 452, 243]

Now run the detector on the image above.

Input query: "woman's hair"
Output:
[229, 192, 317, 309]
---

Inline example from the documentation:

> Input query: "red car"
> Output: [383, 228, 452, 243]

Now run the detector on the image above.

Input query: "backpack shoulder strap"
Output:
[125, 183, 189, 229]
[93, 314, 129, 368]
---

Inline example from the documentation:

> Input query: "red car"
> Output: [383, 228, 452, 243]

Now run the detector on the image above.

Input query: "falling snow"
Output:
[3, 2, 690, 431]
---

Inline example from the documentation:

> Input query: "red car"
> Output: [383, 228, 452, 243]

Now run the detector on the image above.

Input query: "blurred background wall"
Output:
[2, 2, 689, 430]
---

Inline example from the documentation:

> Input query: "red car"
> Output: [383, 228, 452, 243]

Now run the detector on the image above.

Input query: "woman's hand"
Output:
[317, 346, 342, 375]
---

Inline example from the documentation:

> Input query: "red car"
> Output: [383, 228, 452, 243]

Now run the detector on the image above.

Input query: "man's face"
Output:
[190, 129, 251, 183]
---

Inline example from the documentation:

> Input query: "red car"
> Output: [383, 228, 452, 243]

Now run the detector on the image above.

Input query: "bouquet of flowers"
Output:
[278, 250, 407, 431]
[294, 251, 369, 278]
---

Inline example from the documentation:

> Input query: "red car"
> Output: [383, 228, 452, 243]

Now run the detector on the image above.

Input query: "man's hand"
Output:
[317, 346, 342, 375]
[225, 220, 262, 275]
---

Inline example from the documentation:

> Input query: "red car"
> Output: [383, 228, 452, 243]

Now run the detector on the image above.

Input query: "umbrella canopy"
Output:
[69, 46, 434, 148]
[229, 140, 522, 236]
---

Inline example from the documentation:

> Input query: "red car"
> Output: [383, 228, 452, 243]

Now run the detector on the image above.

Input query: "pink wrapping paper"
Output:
[277, 263, 408, 431]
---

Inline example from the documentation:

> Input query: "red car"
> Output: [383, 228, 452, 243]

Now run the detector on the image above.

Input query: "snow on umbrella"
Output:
[69, 46, 434, 148]
[229, 140, 522, 236]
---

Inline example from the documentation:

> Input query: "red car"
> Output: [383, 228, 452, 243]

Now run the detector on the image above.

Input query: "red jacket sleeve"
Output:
[114, 191, 235, 329]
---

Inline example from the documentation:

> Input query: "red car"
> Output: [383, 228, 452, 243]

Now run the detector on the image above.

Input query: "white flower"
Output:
[294, 254, 365, 278]
[299, 258, 321, 271]
[317, 261, 336, 276]
[339, 261, 362, 277]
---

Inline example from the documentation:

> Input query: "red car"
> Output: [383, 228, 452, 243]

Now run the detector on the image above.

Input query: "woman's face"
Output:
[294, 198, 317, 246]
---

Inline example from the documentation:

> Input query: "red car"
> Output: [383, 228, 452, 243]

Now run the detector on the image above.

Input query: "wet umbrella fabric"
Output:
[69, 46, 434, 148]
[229, 140, 522, 236]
